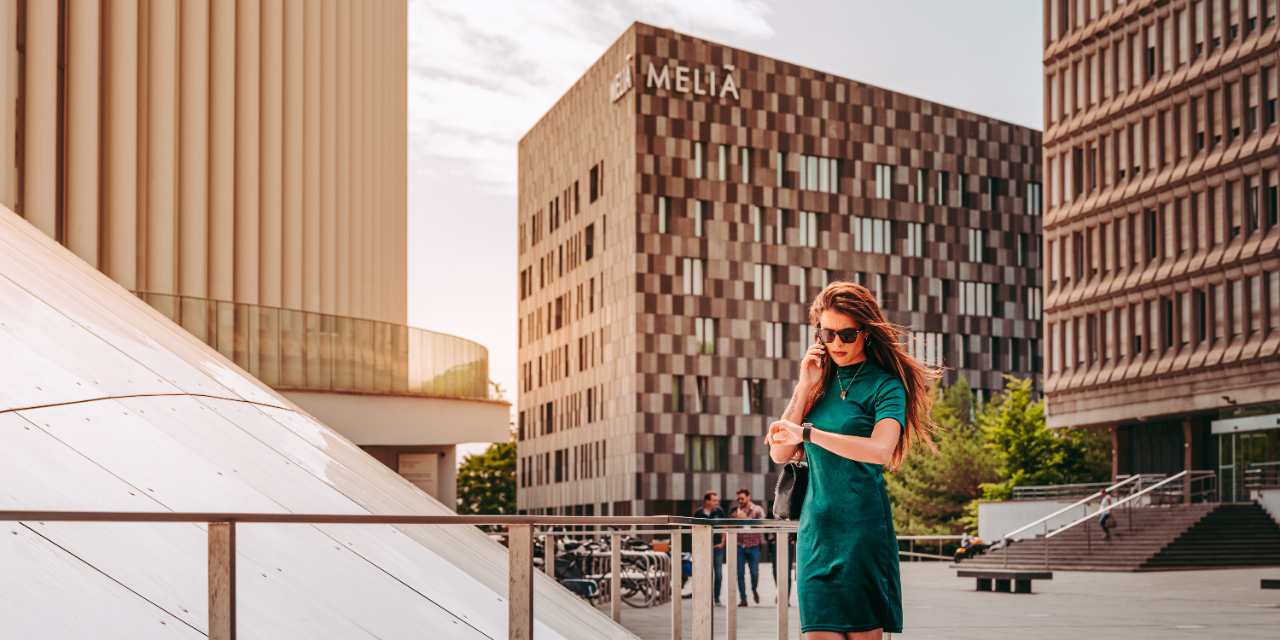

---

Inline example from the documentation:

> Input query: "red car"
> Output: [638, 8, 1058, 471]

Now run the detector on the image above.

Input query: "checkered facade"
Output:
[517, 23, 1043, 517]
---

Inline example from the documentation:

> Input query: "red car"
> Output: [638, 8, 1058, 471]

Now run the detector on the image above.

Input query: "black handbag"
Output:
[772, 449, 809, 520]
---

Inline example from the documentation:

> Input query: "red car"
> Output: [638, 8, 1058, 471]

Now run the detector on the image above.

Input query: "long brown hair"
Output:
[804, 281, 940, 471]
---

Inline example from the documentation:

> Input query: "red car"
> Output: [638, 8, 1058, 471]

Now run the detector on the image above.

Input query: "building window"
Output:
[875, 164, 893, 199]
[657, 196, 671, 233]
[764, 322, 786, 359]
[671, 375, 684, 412]
[967, 228, 987, 263]
[777, 151, 787, 187]
[798, 211, 819, 248]
[753, 263, 774, 300]
[907, 331, 943, 367]
[683, 258, 705, 296]
[798, 154, 840, 193]
[686, 435, 729, 472]
[694, 201, 707, 237]
[936, 171, 950, 205]
[743, 436, 756, 473]
[694, 317, 717, 354]
[694, 142, 705, 179]
[987, 176, 999, 210]
[958, 281, 994, 317]
[904, 222, 924, 257]
[907, 276, 918, 312]
[853, 217, 892, 254]
[585, 224, 594, 261]
[1028, 287, 1043, 320]
[741, 147, 753, 183]
[751, 206, 763, 242]
[719, 145, 729, 181]
[695, 376, 709, 413]
[742, 379, 765, 415]
[1025, 182, 1042, 215]
[916, 168, 927, 203]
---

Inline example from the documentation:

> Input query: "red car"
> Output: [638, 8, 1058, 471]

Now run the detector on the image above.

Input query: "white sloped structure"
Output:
[0, 204, 635, 640]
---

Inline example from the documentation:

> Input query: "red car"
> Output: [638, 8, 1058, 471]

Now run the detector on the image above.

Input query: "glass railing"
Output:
[137, 292, 489, 400]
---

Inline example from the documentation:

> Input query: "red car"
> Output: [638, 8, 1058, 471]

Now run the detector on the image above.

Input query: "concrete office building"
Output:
[0, 0, 508, 506]
[516, 23, 1043, 517]
[1041, 0, 1280, 501]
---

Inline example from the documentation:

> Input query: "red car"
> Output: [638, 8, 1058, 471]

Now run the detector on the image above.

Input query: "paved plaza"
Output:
[607, 562, 1280, 639]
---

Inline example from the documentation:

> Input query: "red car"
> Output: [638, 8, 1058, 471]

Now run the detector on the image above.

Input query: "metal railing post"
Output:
[508, 524, 534, 640]
[692, 525, 712, 640]
[611, 533, 622, 623]
[208, 522, 235, 640]
[544, 532, 555, 576]
[726, 532, 737, 640]
[672, 532, 682, 640]
[776, 532, 789, 640]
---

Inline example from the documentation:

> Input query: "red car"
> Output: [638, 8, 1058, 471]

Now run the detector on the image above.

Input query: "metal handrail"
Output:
[1002, 474, 1144, 540]
[0, 510, 799, 640]
[1045, 471, 1188, 539]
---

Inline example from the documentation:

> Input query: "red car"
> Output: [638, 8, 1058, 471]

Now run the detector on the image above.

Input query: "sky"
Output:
[404, 0, 1044, 459]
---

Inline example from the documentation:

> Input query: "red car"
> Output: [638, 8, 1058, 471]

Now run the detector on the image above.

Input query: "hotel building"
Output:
[517, 23, 1044, 517]
[0, 0, 509, 506]
[1041, 0, 1280, 500]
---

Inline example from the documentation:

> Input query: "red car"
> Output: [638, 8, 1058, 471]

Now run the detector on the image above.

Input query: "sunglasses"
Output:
[815, 327, 864, 344]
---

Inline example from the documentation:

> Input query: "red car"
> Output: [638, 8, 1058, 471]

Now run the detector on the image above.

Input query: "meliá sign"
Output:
[610, 63, 634, 103]
[645, 62, 740, 101]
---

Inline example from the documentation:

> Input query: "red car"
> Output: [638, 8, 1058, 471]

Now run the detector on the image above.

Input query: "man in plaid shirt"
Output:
[732, 489, 766, 606]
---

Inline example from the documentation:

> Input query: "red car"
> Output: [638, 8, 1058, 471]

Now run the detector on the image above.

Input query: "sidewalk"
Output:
[609, 562, 1280, 639]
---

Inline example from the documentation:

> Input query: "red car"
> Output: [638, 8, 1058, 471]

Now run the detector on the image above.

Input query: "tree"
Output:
[887, 378, 1001, 535]
[978, 376, 1111, 490]
[456, 440, 516, 521]
[456, 380, 517, 527]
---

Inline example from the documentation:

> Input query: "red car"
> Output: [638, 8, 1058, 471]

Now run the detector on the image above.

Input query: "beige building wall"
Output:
[0, 0, 407, 325]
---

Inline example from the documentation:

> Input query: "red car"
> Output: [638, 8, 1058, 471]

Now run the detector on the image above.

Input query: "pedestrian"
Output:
[693, 491, 727, 605]
[1098, 488, 1114, 539]
[766, 281, 940, 639]
[731, 488, 766, 606]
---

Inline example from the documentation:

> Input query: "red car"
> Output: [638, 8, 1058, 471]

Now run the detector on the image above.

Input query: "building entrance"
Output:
[1218, 429, 1280, 502]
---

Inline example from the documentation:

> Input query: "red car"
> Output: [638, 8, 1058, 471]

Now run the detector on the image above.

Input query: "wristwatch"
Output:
[802, 423, 813, 443]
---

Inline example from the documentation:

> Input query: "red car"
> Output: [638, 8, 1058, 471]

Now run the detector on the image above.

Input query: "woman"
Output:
[766, 281, 939, 639]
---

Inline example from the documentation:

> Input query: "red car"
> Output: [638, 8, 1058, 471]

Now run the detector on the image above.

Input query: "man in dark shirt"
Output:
[693, 491, 726, 605]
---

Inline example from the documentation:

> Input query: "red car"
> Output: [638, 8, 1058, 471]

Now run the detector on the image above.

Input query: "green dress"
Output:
[797, 360, 906, 634]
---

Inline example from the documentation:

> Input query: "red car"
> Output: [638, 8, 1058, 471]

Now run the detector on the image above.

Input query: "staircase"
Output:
[1141, 503, 1280, 570]
[961, 502, 1280, 572]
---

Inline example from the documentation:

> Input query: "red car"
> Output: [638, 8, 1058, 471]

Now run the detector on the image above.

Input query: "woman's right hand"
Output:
[796, 343, 826, 393]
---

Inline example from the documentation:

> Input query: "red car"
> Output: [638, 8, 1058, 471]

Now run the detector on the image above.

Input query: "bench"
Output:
[957, 570, 1052, 594]
[1263, 579, 1280, 590]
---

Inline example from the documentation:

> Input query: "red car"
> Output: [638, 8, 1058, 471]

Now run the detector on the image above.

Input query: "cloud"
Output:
[406, 0, 775, 195]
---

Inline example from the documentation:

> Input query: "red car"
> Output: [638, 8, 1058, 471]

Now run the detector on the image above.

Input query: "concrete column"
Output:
[234, 0, 262, 304]
[258, 0, 283, 308]
[208, 0, 236, 301]
[65, 0, 101, 266]
[179, 0, 210, 298]
[147, 0, 180, 295]
[281, 0, 303, 311]
[334, 0, 351, 318]
[103, 0, 139, 290]
[1110, 426, 1120, 482]
[317, 0, 335, 315]
[1183, 419, 1193, 504]
[22, 0, 58, 236]
[352, 1, 366, 317]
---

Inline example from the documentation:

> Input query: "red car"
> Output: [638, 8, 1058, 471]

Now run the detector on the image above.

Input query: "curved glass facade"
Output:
[139, 293, 489, 400]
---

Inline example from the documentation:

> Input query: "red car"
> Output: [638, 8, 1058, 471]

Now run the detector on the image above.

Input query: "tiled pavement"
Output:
[604, 562, 1280, 639]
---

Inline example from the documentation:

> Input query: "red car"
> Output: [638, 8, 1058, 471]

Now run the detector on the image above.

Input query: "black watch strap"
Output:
[802, 423, 813, 443]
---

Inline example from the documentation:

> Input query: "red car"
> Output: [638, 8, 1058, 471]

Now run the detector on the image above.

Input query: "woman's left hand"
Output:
[765, 420, 803, 445]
